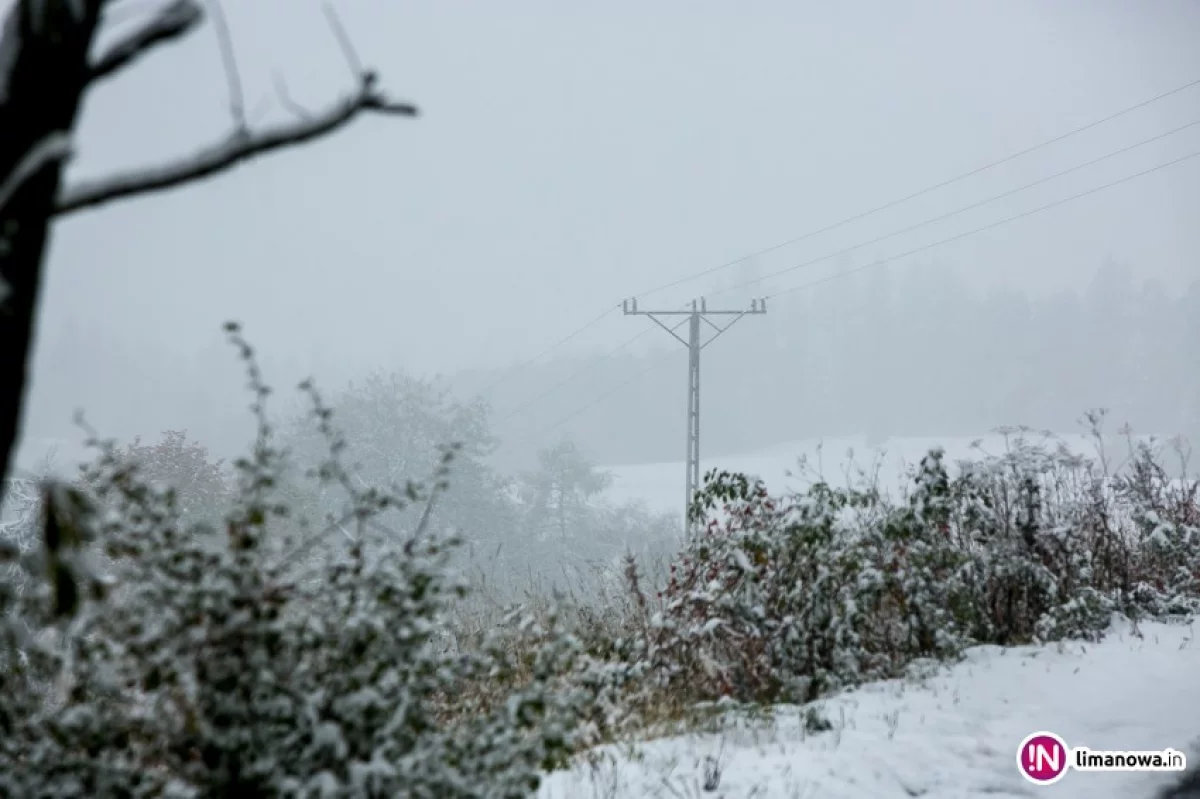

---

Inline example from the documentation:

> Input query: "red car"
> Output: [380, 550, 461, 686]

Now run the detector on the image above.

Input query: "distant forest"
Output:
[455, 261, 1199, 469]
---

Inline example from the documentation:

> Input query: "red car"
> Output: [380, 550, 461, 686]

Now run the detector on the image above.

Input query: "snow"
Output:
[540, 618, 1199, 798]
[599, 433, 1166, 517]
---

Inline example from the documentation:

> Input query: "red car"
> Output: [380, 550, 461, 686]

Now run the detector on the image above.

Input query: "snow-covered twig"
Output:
[88, 0, 203, 84]
[57, 70, 415, 217]
[56, 1, 417, 218]
[204, 0, 246, 130]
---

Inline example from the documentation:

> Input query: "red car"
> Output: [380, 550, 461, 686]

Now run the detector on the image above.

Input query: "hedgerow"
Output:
[596, 422, 1199, 712]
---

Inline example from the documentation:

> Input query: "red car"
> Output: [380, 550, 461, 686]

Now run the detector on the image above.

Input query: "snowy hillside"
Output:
[600, 433, 1167, 518]
[539, 618, 1199, 799]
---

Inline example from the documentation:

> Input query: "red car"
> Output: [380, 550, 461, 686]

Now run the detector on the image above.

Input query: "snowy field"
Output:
[599, 432, 1169, 519]
[539, 618, 1199, 799]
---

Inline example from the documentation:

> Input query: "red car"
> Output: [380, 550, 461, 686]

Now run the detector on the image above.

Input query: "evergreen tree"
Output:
[520, 437, 612, 542]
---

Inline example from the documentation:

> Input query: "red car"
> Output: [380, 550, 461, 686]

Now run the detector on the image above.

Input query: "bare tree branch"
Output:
[273, 72, 313, 122]
[89, 0, 203, 84]
[55, 73, 416, 217]
[0, 0, 420, 491]
[321, 3, 364, 81]
[205, 0, 245, 130]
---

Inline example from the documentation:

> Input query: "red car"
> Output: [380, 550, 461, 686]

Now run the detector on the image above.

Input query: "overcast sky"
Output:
[14, 0, 1200, 465]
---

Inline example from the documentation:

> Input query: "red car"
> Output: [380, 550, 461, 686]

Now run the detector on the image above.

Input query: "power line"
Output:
[763, 147, 1200, 303]
[514, 348, 678, 445]
[495, 325, 656, 422]
[500, 116, 1199, 421]
[488, 77, 1200, 439]
[629, 74, 1200, 302]
[704, 118, 1200, 301]
[477, 75, 1200, 394]
[496, 301, 698, 423]
[474, 304, 620, 395]
[510, 147, 1200, 450]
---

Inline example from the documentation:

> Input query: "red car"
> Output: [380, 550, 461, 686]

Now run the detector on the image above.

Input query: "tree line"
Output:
[465, 260, 1198, 469]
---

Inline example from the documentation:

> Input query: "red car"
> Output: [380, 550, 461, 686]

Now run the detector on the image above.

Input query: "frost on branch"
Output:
[54, 3, 418, 219]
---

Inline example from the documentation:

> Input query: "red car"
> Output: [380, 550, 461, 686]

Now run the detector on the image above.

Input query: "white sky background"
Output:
[13, 0, 1200, 459]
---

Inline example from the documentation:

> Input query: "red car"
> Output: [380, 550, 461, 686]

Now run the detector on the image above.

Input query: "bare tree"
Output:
[0, 0, 418, 486]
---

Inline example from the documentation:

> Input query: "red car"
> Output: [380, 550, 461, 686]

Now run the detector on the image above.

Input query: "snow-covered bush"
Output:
[605, 422, 1199, 710]
[6, 350, 1195, 796]
[1116, 438, 1200, 619]
[0, 476, 42, 595]
[626, 451, 976, 705]
[0, 326, 613, 798]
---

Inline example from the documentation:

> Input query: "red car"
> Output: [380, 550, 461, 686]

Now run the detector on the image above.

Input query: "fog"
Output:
[14, 0, 1200, 476]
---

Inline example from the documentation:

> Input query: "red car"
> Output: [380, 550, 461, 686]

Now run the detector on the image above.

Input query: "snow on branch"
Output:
[89, 0, 203, 84]
[0, 132, 71, 215]
[1, 131, 70, 302]
[54, 2, 418, 218]
[56, 70, 417, 218]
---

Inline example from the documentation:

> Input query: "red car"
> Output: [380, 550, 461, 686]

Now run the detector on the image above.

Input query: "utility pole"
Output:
[622, 296, 767, 534]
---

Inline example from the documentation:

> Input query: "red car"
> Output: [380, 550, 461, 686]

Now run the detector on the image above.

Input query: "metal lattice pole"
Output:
[623, 296, 767, 534]
[685, 303, 700, 535]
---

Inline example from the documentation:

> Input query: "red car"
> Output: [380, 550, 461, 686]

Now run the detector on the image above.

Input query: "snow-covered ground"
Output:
[599, 433, 1166, 518]
[539, 618, 1199, 799]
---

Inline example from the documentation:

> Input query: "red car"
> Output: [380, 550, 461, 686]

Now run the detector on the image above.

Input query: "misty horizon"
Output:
[16, 258, 1198, 478]
[12, 0, 1200, 479]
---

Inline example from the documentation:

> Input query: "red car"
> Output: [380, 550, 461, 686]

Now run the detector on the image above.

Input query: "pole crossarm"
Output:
[699, 313, 745, 350]
[624, 297, 767, 351]
[621, 296, 767, 533]
[642, 314, 690, 347]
